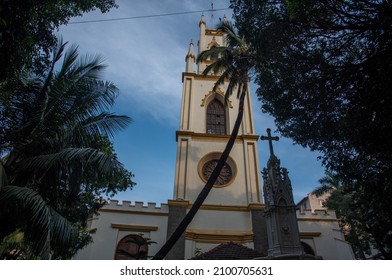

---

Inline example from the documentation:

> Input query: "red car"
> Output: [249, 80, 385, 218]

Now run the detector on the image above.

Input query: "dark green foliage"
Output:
[0, 0, 118, 81]
[313, 171, 373, 259]
[0, 39, 134, 258]
[232, 0, 392, 258]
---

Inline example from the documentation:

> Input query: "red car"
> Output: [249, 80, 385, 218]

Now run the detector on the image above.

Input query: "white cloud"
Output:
[59, 0, 226, 124]
[57, 0, 325, 204]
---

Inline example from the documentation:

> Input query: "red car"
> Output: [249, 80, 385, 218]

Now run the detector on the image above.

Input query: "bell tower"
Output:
[167, 16, 267, 259]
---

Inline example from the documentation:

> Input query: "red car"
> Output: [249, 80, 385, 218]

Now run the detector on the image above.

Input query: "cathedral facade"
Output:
[74, 17, 354, 260]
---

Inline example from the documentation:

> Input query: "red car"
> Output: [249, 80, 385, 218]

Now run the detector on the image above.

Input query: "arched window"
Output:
[301, 241, 316, 256]
[114, 235, 149, 260]
[207, 99, 226, 135]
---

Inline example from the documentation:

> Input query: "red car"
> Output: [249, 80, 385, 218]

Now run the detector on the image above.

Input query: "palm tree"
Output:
[312, 170, 342, 197]
[0, 38, 133, 258]
[153, 20, 255, 260]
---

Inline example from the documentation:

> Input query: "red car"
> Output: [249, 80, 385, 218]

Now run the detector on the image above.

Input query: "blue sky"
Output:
[59, 0, 326, 205]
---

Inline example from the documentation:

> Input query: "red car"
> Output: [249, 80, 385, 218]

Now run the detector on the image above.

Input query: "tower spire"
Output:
[185, 39, 195, 73]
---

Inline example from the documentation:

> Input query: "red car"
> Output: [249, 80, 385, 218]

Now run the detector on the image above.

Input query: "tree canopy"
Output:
[312, 170, 373, 259]
[0, 0, 118, 81]
[231, 0, 392, 258]
[0, 39, 134, 259]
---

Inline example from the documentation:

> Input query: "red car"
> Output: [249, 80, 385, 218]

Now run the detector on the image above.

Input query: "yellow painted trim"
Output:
[186, 229, 253, 243]
[197, 205, 249, 211]
[205, 29, 223, 36]
[111, 224, 158, 231]
[176, 130, 259, 142]
[207, 36, 220, 49]
[246, 142, 262, 203]
[100, 208, 168, 216]
[181, 78, 192, 130]
[248, 203, 265, 210]
[300, 232, 321, 238]
[175, 138, 189, 199]
[168, 199, 190, 207]
[182, 72, 229, 82]
[186, 203, 257, 212]
[200, 89, 233, 108]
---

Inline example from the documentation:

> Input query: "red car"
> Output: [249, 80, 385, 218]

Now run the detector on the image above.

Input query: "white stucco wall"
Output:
[73, 200, 169, 260]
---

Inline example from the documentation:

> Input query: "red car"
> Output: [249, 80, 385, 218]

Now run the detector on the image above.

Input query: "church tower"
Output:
[167, 15, 267, 259]
[73, 16, 355, 261]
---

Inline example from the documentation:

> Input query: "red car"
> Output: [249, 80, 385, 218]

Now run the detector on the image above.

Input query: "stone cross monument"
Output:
[260, 129, 304, 258]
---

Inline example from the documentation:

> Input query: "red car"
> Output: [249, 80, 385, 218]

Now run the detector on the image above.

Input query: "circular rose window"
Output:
[198, 153, 236, 187]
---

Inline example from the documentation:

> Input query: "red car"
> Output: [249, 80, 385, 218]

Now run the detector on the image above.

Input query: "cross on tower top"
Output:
[210, 3, 216, 26]
[260, 128, 279, 156]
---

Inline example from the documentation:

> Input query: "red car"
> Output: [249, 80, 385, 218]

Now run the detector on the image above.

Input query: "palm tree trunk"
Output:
[152, 88, 247, 260]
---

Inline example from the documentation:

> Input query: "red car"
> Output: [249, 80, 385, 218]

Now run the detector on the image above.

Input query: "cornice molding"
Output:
[111, 224, 159, 231]
[299, 232, 321, 238]
[168, 199, 190, 207]
[100, 208, 168, 216]
[297, 217, 339, 222]
[176, 130, 259, 142]
[248, 203, 265, 211]
[186, 229, 253, 243]
[168, 201, 264, 212]
[185, 203, 264, 212]
[205, 29, 223, 36]
[182, 72, 229, 82]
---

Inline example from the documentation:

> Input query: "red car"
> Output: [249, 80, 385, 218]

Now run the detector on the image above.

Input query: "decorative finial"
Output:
[200, 14, 206, 27]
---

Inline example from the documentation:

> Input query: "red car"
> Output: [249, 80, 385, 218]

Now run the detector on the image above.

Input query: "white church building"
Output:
[74, 16, 354, 260]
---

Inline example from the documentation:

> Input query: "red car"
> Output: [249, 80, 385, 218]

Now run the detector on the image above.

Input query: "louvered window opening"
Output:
[207, 99, 226, 135]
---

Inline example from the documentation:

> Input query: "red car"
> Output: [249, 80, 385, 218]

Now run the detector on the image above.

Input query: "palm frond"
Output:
[52, 37, 68, 67]
[0, 162, 7, 190]
[0, 186, 72, 256]
[210, 58, 233, 76]
[37, 38, 67, 118]
[197, 46, 229, 64]
[213, 67, 232, 90]
[42, 80, 120, 137]
[312, 185, 335, 197]
[1, 37, 132, 258]
[55, 42, 106, 82]
[312, 170, 342, 197]
[69, 47, 106, 78]
[48, 208, 73, 254]
[217, 21, 242, 49]
[82, 80, 119, 112]
[57, 43, 79, 78]
[21, 147, 123, 175]
[80, 113, 131, 139]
